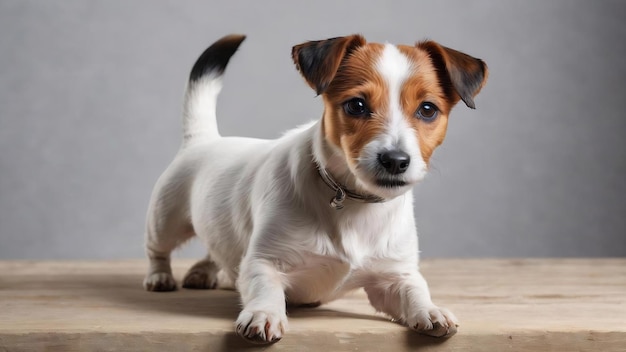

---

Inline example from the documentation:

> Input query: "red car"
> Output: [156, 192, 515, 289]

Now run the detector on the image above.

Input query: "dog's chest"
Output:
[283, 209, 405, 304]
[332, 206, 402, 263]
[283, 239, 390, 305]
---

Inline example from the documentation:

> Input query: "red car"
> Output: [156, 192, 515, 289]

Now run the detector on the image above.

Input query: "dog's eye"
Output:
[343, 98, 370, 117]
[416, 102, 439, 122]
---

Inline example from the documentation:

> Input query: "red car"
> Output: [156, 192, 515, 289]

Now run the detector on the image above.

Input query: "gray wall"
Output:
[1, 1, 624, 259]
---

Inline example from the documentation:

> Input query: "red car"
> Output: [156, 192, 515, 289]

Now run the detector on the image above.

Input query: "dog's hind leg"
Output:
[143, 187, 195, 292]
[182, 255, 220, 289]
[143, 224, 194, 292]
[143, 246, 177, 292]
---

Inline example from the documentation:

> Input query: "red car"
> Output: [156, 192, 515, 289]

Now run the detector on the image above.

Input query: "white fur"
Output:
[377, 44, 428, 182]
[182, 75, 223, 145]
[143, 43, 457, 343]
[353, 44, 428, 199]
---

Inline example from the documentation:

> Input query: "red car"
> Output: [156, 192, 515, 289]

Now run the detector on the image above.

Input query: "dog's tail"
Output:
[181, 34, 246, 146]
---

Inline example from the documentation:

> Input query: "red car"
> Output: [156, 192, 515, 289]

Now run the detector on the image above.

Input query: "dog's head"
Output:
[293, 35, 487, 199]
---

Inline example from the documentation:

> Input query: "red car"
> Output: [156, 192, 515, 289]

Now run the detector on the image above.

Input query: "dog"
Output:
[143, 34, 487, 344]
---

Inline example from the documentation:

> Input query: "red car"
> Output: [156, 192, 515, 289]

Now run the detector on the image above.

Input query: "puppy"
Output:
[143, 34, 487, 344]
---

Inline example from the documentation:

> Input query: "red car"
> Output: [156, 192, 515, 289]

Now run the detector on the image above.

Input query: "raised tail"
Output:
[182, 34, 246, 146]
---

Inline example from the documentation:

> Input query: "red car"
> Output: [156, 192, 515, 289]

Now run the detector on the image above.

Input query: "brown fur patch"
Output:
[397, 45, 452, 164]
[293, 36, 487, 169]
[323, 44, 387, 165]
[321, 43, 455, 166]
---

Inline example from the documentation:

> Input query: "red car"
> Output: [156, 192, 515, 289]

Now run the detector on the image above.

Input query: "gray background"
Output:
[1, 1, 624, 260]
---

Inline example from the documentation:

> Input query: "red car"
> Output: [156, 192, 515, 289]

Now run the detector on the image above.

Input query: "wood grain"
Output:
[0, 259, 624, 351]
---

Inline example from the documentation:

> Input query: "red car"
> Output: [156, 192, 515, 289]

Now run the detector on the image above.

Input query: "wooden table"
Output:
[0, 259, 624, 351]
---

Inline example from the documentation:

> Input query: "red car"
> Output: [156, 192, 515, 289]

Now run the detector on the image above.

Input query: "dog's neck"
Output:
[310, 120, 387, 209]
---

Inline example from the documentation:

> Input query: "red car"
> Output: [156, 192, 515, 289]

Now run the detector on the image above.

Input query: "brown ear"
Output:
[417, 41, 488, 109]
[292, 35, 366, 95]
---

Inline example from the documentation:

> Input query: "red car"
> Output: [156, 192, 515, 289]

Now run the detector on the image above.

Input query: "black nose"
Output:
[378, 151, 411, 174]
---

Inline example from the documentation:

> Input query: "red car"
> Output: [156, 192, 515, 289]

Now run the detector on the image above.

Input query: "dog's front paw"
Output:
[408, 305, 458, 337]
[143, 272, 177, 292]
[235, 309, 287, 344]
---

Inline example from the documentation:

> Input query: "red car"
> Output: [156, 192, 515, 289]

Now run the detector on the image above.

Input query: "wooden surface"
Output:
[0, 259, 624, 351]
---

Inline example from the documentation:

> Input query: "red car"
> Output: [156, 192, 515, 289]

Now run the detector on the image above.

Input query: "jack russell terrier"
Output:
[143, 34, 487, 344]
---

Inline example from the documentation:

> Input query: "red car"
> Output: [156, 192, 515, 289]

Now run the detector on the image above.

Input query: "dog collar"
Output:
[316, 165, 385, 210]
